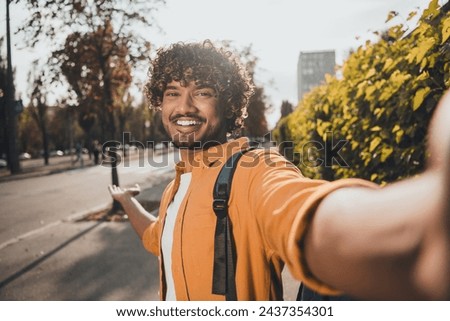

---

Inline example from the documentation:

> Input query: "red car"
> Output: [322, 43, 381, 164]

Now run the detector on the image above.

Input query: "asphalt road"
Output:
[0, 150, 175, 300]
[0, 150, 176, 246]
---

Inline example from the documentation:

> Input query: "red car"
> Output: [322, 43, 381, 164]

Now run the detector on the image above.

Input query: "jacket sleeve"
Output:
[141, 180, 175, 256]
[142, 220, 161, 256]
[245, 149, 377, 295]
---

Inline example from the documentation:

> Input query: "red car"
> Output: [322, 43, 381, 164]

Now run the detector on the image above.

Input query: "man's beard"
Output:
[172, 139, 202, 150]
[170, 130, 224, 150]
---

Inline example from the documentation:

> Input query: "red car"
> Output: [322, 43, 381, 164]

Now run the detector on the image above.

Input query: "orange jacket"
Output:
[142, 138, 374, 300]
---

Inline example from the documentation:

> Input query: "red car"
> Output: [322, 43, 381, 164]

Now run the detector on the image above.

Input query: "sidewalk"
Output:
[0, 150, 160, 183]
[0, 154, 93, 183]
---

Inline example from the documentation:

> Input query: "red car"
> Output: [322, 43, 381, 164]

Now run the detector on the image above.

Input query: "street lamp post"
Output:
[5, 0, 21, 174]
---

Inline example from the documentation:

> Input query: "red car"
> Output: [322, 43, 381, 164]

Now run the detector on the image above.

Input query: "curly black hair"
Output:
[144, 40, 254, 135]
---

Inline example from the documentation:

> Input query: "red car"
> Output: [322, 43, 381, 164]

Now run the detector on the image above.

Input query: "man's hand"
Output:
[419, 90, 450, 299]
[108, 184, 141, 203]
[107, 183, 155, 239]
[305, 89, 450, 299]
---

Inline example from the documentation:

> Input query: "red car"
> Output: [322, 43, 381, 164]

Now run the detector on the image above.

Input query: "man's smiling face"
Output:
[161, 81, 227, 149]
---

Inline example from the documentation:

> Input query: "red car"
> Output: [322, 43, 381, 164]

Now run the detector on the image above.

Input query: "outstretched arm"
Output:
[108, 184, 157, 239]
[304, 91, 450, 300]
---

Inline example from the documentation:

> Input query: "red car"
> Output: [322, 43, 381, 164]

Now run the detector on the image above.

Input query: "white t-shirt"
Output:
[161, 172, 192, 301]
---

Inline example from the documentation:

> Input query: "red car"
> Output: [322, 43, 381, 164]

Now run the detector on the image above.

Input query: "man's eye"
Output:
[165, 91, 179, 97]
[196, 90, 215, 97]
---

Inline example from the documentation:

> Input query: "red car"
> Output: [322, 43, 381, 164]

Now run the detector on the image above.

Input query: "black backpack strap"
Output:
[211, 147, 256, 301]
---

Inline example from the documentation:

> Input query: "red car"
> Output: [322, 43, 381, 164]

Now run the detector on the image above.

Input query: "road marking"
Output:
[0, 220, 63, 251]
[0, 221, 103, 289]
[0, 163, 175, 252]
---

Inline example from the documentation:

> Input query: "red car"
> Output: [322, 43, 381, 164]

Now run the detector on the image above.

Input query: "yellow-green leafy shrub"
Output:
[274, 0, 449, 184]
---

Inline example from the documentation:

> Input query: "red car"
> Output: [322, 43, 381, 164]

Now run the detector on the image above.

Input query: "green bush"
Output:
[273, 0, 450, 184]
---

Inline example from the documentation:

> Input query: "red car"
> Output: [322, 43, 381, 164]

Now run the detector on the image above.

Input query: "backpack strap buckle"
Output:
[213, 198, 228, 212]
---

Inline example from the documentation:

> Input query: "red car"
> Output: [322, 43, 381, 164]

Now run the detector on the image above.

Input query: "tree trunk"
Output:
[100, 56, 122, 213]
[42, 123, 49, 166]
[5, 0, 20, 174]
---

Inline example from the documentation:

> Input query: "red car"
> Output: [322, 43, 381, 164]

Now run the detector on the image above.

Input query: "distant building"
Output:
[297, 50, 336, 101]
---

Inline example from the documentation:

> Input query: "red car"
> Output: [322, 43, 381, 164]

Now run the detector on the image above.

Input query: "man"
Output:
[109, 40, 450, 300]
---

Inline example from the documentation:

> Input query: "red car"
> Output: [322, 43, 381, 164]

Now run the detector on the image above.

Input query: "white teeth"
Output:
[176, 120, 201, 126]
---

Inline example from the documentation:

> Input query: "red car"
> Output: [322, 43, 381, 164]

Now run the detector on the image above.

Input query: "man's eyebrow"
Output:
[195, 85, 215, 90]
[165, 85, 179, 90]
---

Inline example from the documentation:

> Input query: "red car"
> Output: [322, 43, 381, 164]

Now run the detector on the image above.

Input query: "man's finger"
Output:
[126, 186, 140, 196]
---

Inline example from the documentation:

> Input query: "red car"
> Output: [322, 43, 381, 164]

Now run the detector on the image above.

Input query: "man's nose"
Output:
[176, 93, 197, 114]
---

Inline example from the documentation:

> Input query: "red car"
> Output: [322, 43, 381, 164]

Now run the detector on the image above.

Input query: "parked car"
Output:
[19, 152, 32, 160]
[49, 150, 64, 157]
[0, 159, 7, 168]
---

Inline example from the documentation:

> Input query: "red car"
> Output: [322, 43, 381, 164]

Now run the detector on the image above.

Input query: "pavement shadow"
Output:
[49, 181, 169, 300]
[0, 180, 171, 300]
[0, 221, 160, 300]
[0, 222, 103, 290]
[54, 222, 160, 300]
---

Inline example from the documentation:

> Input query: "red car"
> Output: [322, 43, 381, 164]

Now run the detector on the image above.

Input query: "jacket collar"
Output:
[175, 137, 251, 173]
[168, 137, 250, 203]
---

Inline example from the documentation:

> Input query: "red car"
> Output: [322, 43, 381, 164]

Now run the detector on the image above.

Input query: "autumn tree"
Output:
[18, 0, 164, 140]
[280, 100, 294, 118]
[274, 100, 295, 163]
[221, 43, 270, 138]
[244, 87, 270, 138]
[57, 32, 98, 143]
[118, 93, 154, 146]
[54, 22, 133, 144]
[149, 110, 170, 145]
[18, 0, 164, 49]
[55, 22, 135, 210]
[17, 103, 85, 159]
[47, 105, 84, 154]
[18, 0, 165, 212]
[243, 52, 270, 139]
[27, 66, 50, 165]
[17, 107, 41, 158]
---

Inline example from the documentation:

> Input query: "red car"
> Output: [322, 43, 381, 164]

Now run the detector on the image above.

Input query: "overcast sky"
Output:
[1, 0, 445, 128]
